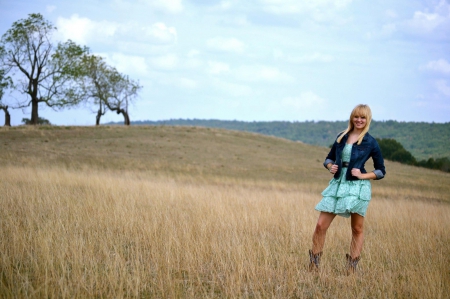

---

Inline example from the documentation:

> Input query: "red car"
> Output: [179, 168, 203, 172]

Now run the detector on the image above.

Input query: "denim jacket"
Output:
[323, 132, 386, 180]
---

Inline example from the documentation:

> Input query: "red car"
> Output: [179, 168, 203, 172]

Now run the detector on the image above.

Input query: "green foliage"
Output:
[416, 157, 450, 172]
[0, 47, 13, 104]
[78, 54, 142, 125]
[376, 138, 417, 165]
[1, 13, 89, 124]
[376, 138, 450, 172]
[2, 13, 54, 44]
[0, 68, 13, 103]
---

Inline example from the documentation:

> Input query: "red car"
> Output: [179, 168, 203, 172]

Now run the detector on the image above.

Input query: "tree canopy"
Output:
[78, 54, 142, 125]
[1, 13, 88, 124]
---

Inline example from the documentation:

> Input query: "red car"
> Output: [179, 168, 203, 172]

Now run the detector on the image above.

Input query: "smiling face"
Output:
[348, 104, 372, 134]
[352, 115, 367, 131]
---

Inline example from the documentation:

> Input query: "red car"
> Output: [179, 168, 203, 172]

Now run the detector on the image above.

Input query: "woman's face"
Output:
[352, 115, 367, 130]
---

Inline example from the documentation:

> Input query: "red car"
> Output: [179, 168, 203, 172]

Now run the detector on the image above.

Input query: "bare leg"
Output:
[350, 213, 365, 258]
[312, 212, 336, 254]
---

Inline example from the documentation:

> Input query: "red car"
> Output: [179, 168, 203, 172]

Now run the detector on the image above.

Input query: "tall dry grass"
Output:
[1, 165, 449, 298]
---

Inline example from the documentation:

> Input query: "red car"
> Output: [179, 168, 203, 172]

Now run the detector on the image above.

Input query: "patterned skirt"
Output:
[315, 167, 372, 218]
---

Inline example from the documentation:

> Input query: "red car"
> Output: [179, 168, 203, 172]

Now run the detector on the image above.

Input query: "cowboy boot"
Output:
[309, 250, 323, 271]
[346, 253, 361, 275]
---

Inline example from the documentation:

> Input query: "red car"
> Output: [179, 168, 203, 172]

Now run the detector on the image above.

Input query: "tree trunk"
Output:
[1, 106, 11, 126]
[4, 109, 11, 127]
[96, 108, 102, 126]
[121, 109, 130, 126]
[30, 99, 39, 125]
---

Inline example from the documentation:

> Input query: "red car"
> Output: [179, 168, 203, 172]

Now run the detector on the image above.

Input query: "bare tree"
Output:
[102, 73, 141, 125]
[1, 13, 88, 125]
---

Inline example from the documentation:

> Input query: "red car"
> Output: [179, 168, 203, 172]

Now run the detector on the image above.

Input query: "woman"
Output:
[309, 104, 386, 274]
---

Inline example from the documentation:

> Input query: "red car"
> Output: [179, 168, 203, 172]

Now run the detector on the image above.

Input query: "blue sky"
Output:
[1, 0, 450, 125]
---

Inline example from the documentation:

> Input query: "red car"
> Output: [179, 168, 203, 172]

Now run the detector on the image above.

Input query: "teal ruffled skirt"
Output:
[315, 167, 372, 218]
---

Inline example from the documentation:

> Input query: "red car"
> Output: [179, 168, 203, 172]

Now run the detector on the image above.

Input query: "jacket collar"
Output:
[342, 132, 370, 144]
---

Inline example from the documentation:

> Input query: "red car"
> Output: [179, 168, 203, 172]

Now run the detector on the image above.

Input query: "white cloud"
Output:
[56, 15, 118, 45]
[365, 23, 397, 40]
[139, 0, 183, 13]
[56, 15, 176, 46]
[385, 9, 397, 18]
[208, 61, 230, 75]
[435, 80, 450, 96]
[187, 50, 200, 58]
[184, 50, 203, 69]
[218, 15, 249, 26]
[281, 92, 326, 110]
[139, 22, 177, 44]
[368, 1, 450, 39]
[212, 79, 253, 97]
[206, 37, 245, 53]
[184, 58, 203, 69]
[421, 59, 450, 74]
[150, 54, 179, 70]
[274, 50, 334, 63]
[208, 1, 232, 11]
[178, 78, 197, 89]
[46, 5, 56, 13]
[234, 65, 294, 82]
[408, 11, 445, 32]
[404, 0, 450, 33]
[260, 0, 353, 14]
[380, 23, 397, 36]
[102, 53, 149, 76]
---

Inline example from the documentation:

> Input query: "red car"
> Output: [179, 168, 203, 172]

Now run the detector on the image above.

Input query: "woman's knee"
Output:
[350, 213, 365, 236]
[314, 212, 335, 233]
[351, 223, 364, 236]
[315, 221, 330, 233]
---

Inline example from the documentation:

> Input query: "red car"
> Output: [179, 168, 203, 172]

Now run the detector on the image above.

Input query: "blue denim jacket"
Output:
[323, 132, 386, 180]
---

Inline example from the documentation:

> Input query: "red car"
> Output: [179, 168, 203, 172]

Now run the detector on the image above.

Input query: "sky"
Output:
[1, 0, 450, 125]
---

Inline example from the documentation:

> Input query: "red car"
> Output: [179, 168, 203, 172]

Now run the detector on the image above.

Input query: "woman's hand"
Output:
[329, 164, 338, 174]
[351, 168, 363, 179]
[352, 169, 377, 180]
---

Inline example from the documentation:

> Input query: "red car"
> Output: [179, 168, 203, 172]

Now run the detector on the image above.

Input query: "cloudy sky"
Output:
[1, 0, 450, 125]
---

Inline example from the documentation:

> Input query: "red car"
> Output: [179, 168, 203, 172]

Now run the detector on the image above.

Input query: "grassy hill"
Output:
[126, 119, 450, 161]
[1, 125, 325, 184]
[1, 125, 449, 202]
[1, 125, 449, 298]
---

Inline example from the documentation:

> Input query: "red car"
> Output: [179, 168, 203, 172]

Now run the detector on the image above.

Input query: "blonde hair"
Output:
[337, 104, 372, 145]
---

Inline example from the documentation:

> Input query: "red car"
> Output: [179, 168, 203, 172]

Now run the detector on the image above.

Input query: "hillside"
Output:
[1, 125, 449, 203]
[0, 125, 326, 185]
[125, 119, 450, 161]
[1, 125, 450, 298]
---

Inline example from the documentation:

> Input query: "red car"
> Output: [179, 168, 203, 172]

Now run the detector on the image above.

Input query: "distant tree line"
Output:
[0, 13, 142, 126]
[376, 138, 450, 172]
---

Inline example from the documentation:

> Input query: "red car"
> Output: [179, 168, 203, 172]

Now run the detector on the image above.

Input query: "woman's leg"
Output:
[349, 213, 365, 258]
[312, 212, 336, 254]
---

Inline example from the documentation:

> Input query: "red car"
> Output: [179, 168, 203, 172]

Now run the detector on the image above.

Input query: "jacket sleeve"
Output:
[371, 140, 386, 180]
[323, 140, 337, 169]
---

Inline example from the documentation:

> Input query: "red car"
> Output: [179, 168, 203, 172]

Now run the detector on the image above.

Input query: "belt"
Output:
[342, 162, 349, 168]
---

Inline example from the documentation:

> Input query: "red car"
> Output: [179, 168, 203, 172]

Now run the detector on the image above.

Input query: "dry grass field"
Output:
[1, 125, 449, 298]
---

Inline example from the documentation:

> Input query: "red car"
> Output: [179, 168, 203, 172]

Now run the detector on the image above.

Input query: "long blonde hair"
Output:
[337, 104, 372, 145]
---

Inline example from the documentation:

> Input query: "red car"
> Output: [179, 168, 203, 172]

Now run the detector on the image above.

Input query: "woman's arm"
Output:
[352, 138, 386, 180]
[371, 140, 386, 180]
[351, 168, 377, 180]
[323, 140, 338, 170]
